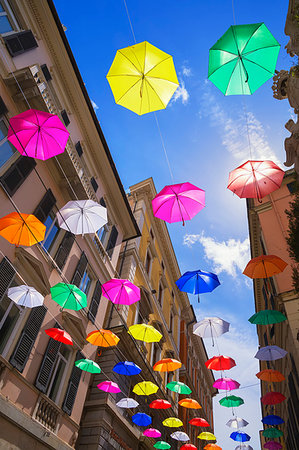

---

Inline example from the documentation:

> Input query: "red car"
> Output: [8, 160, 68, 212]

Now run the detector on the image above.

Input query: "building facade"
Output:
[0, 1, 139, 449]
[77, 178, 216, 449]
[247, 170, 299, 450]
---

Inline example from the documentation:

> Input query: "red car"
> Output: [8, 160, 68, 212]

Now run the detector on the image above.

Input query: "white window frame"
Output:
[150, 342, 161, 366]
[0, 0, 20, 36]
[145, 249, 152, 277]
[46, 347, 71, 404]
[0, 116, 19, 174]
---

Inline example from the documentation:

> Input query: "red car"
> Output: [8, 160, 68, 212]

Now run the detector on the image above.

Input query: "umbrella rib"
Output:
[117, 49, 143, 75]
[144, 55, 173, 76]
[208, 54, 238, 78]
[115, 78, 142, 103]
[242, 56, 276, 75]
[243, 44, 280, 57]
[241, 23, 264, 54]
[224, 60, 240, 95]
[144, 79, 167, 107]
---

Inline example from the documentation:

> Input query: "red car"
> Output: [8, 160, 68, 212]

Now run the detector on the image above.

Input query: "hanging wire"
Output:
[231, 0, 237, 26]
[123, 0, 137, 44]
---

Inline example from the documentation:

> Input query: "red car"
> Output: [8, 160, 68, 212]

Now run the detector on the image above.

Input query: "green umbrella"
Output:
[50, 283, 87, 310]
[154, 442, 171, 450]
[166, 381, 192, 394]
[262, 428, 283, 438]
[208, 23, 280, 95]
[249, 309, 286, 325]
[75, 358, 101, 373]
[219, 395, 244, 407]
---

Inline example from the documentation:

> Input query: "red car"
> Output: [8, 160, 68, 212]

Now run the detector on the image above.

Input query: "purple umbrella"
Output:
[255, 345, 287, 361]
[264, 442, 282, 450]
[213, 377, 240, 390]
[102, 279, 140, 305]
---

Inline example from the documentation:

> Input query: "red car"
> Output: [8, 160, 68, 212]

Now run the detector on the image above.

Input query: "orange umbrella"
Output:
[256, 369, 285, 382]
[204, 445, 222, 450]
[0, 212, 46, 246]
[243, 255, 287, 279]
[86, 329, 120, 347]
[153, 358, 182, 372]
[179, 398, 201, 409]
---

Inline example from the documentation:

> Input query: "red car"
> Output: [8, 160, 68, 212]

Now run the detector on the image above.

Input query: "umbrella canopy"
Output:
[206, 355, 236, 371]
[262, 392, 286, 405]
[133, 381, 159, 396]
[219, 395, 244, 407]
[227, 160, 284, 201]
[132, 412, 152, 427]
[57, 200, 107, 235]
[143, 428, 162, 438]
[0, 213, 46, 246]
[226, 417, 249, 428]
[256, 369, 285, 382]
[198, 432, 216, 440]
[262, 415, 284, 426]
[162, 417, 183, 427]
[189, 418, 210, 427]
[193, 317, 230, 338]
[7, 109, 69, 160]
[179, 398, 201, 409]
[181, 445, 197, 450]
[230, 432, 250, 442]
[204, 446, 222, 450]
[97, 381, 121, 393]
[102, 278, 140, 305]
[213, 377, 240, 390]
[171, 431, 190, 441]
[249, 309, 287, 325]
[153, 358, 182, 372]
[152, 182, 205, 225]
[128, 323, 162, 343]
[264, 441, 282, 450]
[255, 345, 287, 361]
[166, 381, 192, 394]
[50, 283, 87, 310]
[243, 255, 287, 278]
[175, 270, 220, 295]
[45, 328, 73, 345]
[107, 41, 179, 115]
[75, 358, 101, 373]
[116, 397, 139, 408]
[154, 442, 171, 450]
[208, 23, 280, 95]
[235, 446, 253, 450]
[262, 428, 283, 438]
[149, 399, 172, 409]
[7, 285, 44, 308]
[86, 329, 120, 347]
[113, 361, 141, 376]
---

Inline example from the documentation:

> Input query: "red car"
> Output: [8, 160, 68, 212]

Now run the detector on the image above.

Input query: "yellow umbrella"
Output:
[128, 323, 162, 343]
[107, 41, 179, 115]
[163, 417, 183, 428]
[133, 381, 159, 396]
[198, 432, 216, 441]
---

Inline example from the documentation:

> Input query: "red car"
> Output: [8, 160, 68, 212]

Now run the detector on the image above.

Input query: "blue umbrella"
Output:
[132, 412, 152, 426]
[113, 361, 142, 376]
[262, 415, 284, 425]
[230, 432, 251, 442]
[176, 270, 220, 302]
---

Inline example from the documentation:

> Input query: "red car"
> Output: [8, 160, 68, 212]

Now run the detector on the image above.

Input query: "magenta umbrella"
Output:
[264, 442, 282, 450]
[102, 279, 140, 305]
[7, 109, 69, 160]
[143, 428, 162, 438]
[213, 378, 240, 390]
[97, 381, 121, 393]
[152, 182, 205, 225]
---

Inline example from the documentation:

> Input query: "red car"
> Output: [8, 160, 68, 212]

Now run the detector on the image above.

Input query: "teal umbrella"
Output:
[262, 427, 283, 438]
[208, 23, 280, 95]
[249, 309, 286, 325]
[75, 359, 101, 373]
[50, 283, 87, 310]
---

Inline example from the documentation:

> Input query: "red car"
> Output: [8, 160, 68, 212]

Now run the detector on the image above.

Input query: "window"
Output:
[157, 282, 164, 306]
[79, 267, 92, 296]
[149, 228, 154, 240]
[145, 250, 152, 275]
[43, 211, 59, 251]
[96, 224, 108, 245]
[0, 117, 16, 169]
[0, 1, 19, 35]
[169, 309, 174, 333]
[0, 281, 25, 355]
[34, 190, 60, 253]
[161, 261, 165, 272]
[166, 371, 173, 386]
[151, 343, 161, 366]
[47, 346, 71, 403]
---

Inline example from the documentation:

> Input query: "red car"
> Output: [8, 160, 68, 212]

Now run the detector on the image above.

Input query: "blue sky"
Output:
[54, 1, 293, 448]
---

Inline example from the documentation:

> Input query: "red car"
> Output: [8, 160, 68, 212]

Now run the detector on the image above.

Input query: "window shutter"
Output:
[75, 141, 83, 157]
[0, 96, 8, 116]
[106, 226, 118, 258]
[61, 110, 70, 127]
[62, 351, 83, 415]
[0, 257, 15, 300]
[33, 189, 56, 222]
[99, 197, 106, 207]
[35, 333, 61, 393]
[90, 177, 98, 193]
[10, 305, 47, 372]
[0, 156, 36, 196]
[4, 30, 38, 57]
[87, 280, 102, 323]
[40, 64, 52, 82]
[54, 231, 75, 270]
[71, 252, 88, 287]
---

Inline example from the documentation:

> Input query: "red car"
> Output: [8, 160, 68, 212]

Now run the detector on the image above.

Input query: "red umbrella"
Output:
[227, 160, 284, 201]
[205, 355, 236, 371]
[261, 391, 286, 405]
[189, 417, 210, 427]
[45, 328, 73, 345]
[149, 399, 172, 409]
[181, 445, 197, 450]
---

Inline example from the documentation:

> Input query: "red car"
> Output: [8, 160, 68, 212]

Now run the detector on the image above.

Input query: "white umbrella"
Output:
[57, 200, 107, 235]
[115, 397, 139, 408]
[170, 431, 189, 442]
[193, 317, 230, 345]
[235, 445, 253, 450]
[8, 285, 44, 308]
[226, 417, 249, 428]
[255, 345, 287, 361]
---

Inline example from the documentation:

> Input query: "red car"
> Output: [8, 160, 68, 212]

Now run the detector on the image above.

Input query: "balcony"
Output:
[33, 394, 60, 433]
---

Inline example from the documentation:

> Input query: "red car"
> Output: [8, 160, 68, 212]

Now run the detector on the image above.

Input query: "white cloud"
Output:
[91, 99, 99, 111]
[172, 81, 190, 105]
[182, 65, 192, 77]
[183, 232, 250, 277]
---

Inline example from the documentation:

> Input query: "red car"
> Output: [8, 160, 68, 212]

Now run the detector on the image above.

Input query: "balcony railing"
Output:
[33, 394, 60, 432]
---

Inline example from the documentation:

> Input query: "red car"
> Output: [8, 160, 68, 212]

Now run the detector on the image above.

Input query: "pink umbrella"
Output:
[97, 381, 121, 393]
[152, 182, 205, 225]
[213, 378, 240, 391]
[143, 428, 162, 438]
[7, 109, 69, 160]
[102, 279, 140, 305]
[264, 442, 282, 450]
